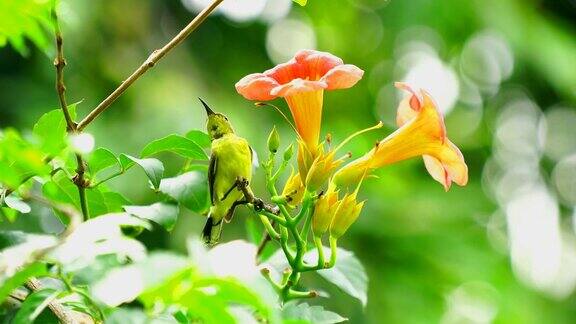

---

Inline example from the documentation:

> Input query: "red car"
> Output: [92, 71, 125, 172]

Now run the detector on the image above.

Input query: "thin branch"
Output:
[76, 0, 225, 131]
[25, 278, 76, 324]
[52, 7, 89, 220]
[51, 7, 75, 132]
[235, 178, 281, 216]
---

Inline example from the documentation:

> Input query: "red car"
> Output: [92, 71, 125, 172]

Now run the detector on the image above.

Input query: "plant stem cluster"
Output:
[251, 144, 338, 302]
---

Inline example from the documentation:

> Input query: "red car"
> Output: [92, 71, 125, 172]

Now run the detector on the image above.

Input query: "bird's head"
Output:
[200, 98, 234, 140]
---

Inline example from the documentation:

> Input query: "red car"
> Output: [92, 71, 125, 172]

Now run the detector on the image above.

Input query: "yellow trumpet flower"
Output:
[333, 82, 468, 191]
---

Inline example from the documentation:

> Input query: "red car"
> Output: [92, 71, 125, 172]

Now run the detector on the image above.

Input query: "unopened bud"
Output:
[267, 126, 280, 154]
[312, 186, 340, 237]
[329, 192, 365, 239]
[281, 170, 305, 206]
[305, 151, 345, 191]
[283, 143, 294, 161]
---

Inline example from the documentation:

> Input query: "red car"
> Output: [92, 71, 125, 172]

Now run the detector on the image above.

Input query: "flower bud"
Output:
[281, 169, 305, 206]
[267, 126, 280, 154]
[283, 143, 294, 162]
[305, 151, 347, 191]
[312, 186, 340, 237]
[297, 141, 316, 182]
[329, 192, 365, 239]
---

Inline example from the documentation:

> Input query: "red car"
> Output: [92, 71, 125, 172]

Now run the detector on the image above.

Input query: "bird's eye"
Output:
[224, 117, 228, 121]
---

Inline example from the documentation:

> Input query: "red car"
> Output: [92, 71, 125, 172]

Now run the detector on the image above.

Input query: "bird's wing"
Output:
[249, 145, 258, 169]
[208, 152, 217, 205]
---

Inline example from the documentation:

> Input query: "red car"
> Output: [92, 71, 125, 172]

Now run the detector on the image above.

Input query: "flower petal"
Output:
[270, 78, 327, 97]
[264, 59, 303, 84]
[235, 73, 280, 101]
[295, 49, 344, 80]
[422, 139, 467, 190]
[320, 64, 364, 90]
[395, 82, 422, 127]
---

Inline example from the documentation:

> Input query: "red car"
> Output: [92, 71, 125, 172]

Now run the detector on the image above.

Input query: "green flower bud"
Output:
[267, 126, 280, 154]
[283, 143, 294, 162]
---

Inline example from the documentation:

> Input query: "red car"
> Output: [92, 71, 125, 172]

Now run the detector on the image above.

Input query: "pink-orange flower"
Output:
[333, 83, 468, 191]
[235, 49, 364, 151]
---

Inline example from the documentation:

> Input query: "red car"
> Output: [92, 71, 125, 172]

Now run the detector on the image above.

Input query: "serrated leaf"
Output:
[185, 130, 211, 149]
[282, 302, 346, 324]
[119, 154, 164, 189]
[13, 288, 60, 324]
[124, 203, 179, 231]
[141, 134, 208, 160]
[33, 105, 76, 155]
[159, 171, 209, 213]
[304, 247, 368, 307]
[89, 148, 120, 176]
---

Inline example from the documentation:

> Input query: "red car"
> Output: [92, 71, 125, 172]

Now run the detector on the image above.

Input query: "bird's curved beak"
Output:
[199, 97, 215, 116]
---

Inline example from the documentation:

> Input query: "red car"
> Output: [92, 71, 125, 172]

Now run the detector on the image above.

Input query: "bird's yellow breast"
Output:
[210, 134, 252, 219]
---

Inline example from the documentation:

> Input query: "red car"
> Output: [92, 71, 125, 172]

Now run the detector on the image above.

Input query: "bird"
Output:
[200, 98, 253, 245]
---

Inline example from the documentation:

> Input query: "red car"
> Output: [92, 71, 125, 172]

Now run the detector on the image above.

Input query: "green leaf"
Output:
[13, 288, 60, 324]
[0, 0, 53, 55]
[92, 252, 189, 307]
[0, 161, 20, 188]
[33, 105, 77, 156]
[159, 171, 209, 213]
[102, 191, 132, 212]
[282, 302, 346, 324]
[195, 278, 271, 319]
[185, 130, 211, 149]
[42, 174, 110, 218]
[304, 247, 368, 307]
[141, 134, 208, 160]
[0, 263, 47, 303]
[124, 203, 179, 231]
[89, 148, 120, 176]
[119, 154, 164, 189]
[180, 290, 236, 324]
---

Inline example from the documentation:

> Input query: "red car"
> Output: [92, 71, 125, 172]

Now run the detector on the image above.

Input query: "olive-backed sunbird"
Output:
[200, 98, 253, 245]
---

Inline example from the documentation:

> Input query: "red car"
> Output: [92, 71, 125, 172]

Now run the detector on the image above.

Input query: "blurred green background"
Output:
[2, 0, 576, 322]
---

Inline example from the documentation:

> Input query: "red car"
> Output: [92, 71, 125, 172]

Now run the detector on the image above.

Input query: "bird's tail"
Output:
[202, 215, 223, 246]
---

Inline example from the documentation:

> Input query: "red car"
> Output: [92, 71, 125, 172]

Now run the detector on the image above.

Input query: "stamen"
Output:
[255, 102, 301, 140]
[334, 121, 383, 153]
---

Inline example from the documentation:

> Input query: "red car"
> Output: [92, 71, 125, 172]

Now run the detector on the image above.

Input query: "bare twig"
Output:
[76, 0, 225, 131]
[235, 178, 280, 216]
[52, 8, 75, 132]
[25, 278, 76, 324]
[51, 8, 90, 220]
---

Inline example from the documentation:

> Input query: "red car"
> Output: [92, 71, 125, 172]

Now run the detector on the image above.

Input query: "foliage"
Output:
[2, 0, 576, 323]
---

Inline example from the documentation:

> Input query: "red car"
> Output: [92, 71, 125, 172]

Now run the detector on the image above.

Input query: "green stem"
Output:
[328, 236, 338, 268]
[314, 236, 325, 268]
[256, 208, 286, 225]
[258, 214, 280, 239]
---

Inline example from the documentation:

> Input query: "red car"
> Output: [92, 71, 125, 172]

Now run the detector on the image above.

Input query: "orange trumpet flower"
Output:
[235, 49, 364, 152]
[333, 83, 468, 191]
